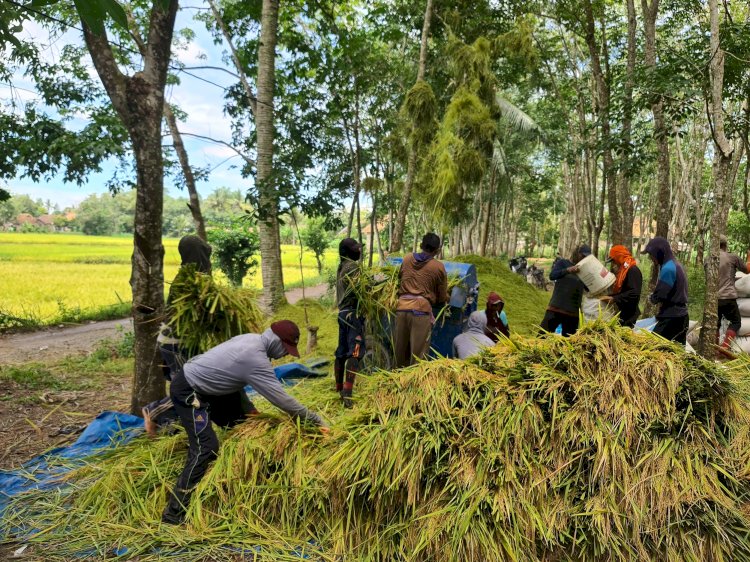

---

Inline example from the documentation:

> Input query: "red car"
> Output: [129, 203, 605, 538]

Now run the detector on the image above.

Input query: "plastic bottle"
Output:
[554, 324, 563, 335]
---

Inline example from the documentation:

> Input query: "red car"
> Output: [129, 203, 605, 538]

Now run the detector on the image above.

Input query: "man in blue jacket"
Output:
[643, 237, 689, 344]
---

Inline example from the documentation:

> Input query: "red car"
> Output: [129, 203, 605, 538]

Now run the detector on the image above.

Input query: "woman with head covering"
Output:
[642, 236, 689, 344]
[481, 292, 510, 342]
[453, 310, 495, 359]
[599, 245, 642, 328]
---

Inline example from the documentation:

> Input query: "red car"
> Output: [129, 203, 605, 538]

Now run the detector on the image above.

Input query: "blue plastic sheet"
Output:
[0, 360, 329, 518]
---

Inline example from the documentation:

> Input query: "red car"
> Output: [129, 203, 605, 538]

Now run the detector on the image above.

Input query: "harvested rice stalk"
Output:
[168, 268, 265, 354]
[5, 320, 750, 561]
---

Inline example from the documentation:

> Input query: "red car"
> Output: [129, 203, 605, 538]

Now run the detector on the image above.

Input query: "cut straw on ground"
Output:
[4, 320, 750, 560]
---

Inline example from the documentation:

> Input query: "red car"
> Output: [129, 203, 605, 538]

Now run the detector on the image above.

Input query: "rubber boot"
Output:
[717, 329, 738, 359]
[341, 358, 358, 409]
[334, 358, 345, 393]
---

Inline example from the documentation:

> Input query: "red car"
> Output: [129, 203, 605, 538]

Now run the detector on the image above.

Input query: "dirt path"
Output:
[0, 283, 329, 365]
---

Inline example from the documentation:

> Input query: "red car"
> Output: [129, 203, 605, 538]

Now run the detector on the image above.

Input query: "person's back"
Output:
[644, 237, 689, 344]
[719, 249, 748, 300]
[548, 258, 585, 315]
[394, 233, 448, 367]
[453, 311, 495, 359]
[397, 253, 448, 313]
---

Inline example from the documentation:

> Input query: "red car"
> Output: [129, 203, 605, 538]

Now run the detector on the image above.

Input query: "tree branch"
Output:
[174, 131, 256, 166]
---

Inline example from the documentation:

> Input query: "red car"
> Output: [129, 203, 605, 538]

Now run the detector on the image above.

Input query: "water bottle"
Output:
[554, 324, 563, 335]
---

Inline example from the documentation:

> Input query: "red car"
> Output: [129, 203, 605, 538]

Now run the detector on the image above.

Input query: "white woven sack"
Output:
[581, 295, 615, 322]
[731, 336, 750, 354]
[739, 317, 750, 337]
[738, 298, 750, 317]
[736, 273, 750, 297]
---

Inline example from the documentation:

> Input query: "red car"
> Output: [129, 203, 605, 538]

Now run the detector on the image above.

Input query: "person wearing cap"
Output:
[539, 246, 587, 336]
[481, 292, 510, 342]
[143, 235, 214, 436]
[599, 245, 642, 328]
[394, 232, 449, 368]
[161, 320, 328, 525]
[453, 310, 495, 359]
[643, 237, 689, 344]
[716, 235, 749, 352]
[335, 238, 366, 408]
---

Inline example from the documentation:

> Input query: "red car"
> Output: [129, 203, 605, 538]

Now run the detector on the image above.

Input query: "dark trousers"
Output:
[718, 299, 742, 334]
[540, 310, 579, 337]
[653, 316, 689, 345]
[162, 369, 250, 523]
[335, 311, 365, 394]
[143, 344, 188, 427]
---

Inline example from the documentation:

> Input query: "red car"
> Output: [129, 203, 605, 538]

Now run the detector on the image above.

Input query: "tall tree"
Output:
[389, 0, 434, 253]
[697, 0, 735, 356]
[255, 0, 285, 309]
[80, 0, 179, 413]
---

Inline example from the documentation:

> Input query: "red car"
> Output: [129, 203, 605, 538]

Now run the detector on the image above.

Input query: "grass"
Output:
[458, 255, 549, 334]
[0, 232, 339, 325]
[5, 321, 750, 560]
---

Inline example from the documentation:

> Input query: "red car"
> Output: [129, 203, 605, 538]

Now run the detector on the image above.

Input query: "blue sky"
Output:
[2, 4, 251, 209]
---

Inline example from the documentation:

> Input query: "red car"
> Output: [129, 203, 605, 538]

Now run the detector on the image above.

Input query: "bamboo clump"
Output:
[4, 320, 750, 561]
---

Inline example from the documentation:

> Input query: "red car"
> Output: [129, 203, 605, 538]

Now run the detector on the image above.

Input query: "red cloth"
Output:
[609, 245, 637, 293]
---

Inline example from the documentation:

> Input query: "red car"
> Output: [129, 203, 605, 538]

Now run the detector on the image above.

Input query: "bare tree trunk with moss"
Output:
[619, 0, 637, 244]
[82, 0, 178, 414]
[697, 0, 734, 357]
[256, 0, 285, 310]
[390, 0, 433, 253]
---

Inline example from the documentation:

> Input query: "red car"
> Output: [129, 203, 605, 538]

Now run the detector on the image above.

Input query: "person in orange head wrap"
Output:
[599, 245, 642, 327]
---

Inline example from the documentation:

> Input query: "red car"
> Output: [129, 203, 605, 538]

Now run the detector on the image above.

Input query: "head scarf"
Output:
[178, 235, 212, 273]
[609, 245, 637, 293]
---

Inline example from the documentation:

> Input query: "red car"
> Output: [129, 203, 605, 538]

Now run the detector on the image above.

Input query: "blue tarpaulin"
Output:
[0, 360, 329, 518]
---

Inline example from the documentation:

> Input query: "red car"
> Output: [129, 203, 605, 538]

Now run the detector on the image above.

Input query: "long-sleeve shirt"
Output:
[547, 258, 585, 316]
[184, 329, 325, 426]
[336, 258, 360, 311]
[397, 253, 449, 313]
[719, 251, 749, 300]
[611, 265, 642, 326]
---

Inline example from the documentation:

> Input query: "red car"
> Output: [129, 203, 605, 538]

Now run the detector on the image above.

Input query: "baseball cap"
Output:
[487, 291, 504, 305]
[270, 320, 301, 357]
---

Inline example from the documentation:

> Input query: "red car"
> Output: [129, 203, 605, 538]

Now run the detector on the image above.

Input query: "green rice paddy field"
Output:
[0, 233, 338, 322]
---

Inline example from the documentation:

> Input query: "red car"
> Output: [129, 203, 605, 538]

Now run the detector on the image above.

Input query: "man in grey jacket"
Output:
[162, 320, 328, 525]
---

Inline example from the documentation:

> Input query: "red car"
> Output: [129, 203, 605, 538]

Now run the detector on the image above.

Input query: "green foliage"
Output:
[727, 211, 750, 254]
[402, 80, 438, 143]
[300, 217, 332, 274]
[207, 217, 260, 287]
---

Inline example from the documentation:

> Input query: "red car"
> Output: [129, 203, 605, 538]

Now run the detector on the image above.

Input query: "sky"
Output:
[1, 3, 251, 209]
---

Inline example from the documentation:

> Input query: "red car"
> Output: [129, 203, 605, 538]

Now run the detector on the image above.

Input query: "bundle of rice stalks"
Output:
[5, 320, 750, 561]
[168, 269, 265, 354]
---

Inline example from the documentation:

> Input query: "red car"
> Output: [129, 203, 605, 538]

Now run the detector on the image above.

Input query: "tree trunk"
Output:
[698, 0, 734, 357]
[256, 0, 285, 311]
[583, 0, 619, 246]
[82, 1, 178, 414]
[389, 0, 433, 253]
[164, 104, 207, 240]
[619, 0, 637, 245]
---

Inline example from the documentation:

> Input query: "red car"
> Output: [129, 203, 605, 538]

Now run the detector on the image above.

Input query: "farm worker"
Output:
[162, 320, 328, 525]
[599, 245, 642, 328]
[335, 237, 366, 408]
[394, 232, 449, 368]
[539, 246, 587, 336]
[142, 235, 214, 436]
[452, 310, 495, 359]
[716, 235, 749, 352]
[481, 291, 509, 342]
[643, 237, 689, 344]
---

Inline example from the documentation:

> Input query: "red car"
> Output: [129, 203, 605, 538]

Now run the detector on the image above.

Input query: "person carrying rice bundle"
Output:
[599, 245, 642, 328]
[143, 235, 213, 436]
[162, 320, 328, 525]
[335, 238, 366, 408]
[394, 233, 448, 368]
[643, 236, 689, 344]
